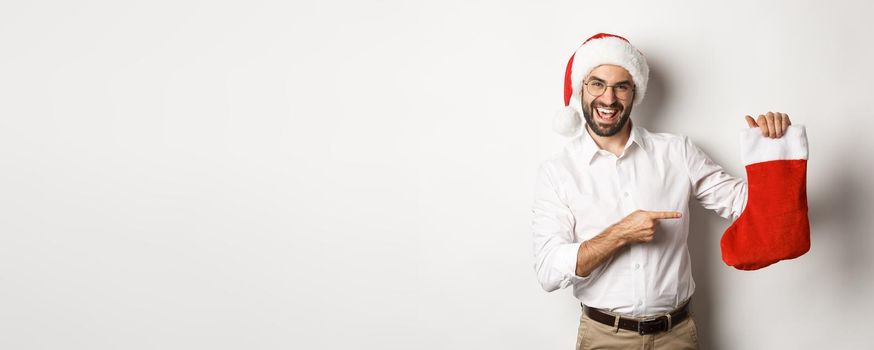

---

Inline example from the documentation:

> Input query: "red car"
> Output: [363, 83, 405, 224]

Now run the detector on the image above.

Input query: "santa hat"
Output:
[554, 33, 650, 136]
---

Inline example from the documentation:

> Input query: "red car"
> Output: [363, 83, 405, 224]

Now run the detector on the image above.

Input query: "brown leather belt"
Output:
[583, 301, 690, 335]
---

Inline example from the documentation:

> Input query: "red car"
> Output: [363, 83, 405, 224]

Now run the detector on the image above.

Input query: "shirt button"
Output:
[638, 300, 644, 306]
[623, 192, 629, 197]
[634, 263, 640, 269]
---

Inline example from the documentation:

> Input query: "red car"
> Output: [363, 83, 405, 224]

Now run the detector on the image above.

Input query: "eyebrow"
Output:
[587, 76, 633, 85]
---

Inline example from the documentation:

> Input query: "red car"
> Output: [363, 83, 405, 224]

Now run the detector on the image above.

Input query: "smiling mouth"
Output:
[595, 106, 620, 123]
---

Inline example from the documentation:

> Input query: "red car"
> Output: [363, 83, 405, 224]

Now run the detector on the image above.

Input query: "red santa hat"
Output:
[554, 33, 650, 136]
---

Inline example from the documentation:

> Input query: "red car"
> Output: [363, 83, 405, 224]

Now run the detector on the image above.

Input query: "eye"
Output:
[589, 81, 605, 88]
[615, 84, 631, 92]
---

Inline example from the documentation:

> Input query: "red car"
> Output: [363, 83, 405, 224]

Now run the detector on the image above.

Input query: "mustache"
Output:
[591, 102, 623, 109]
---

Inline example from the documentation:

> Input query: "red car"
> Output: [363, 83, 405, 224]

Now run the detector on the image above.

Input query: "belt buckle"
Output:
[637, 317, 664, 335]
[637, 320, 646, 335]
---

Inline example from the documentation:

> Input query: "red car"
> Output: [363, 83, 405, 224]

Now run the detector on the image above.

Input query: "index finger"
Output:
[647, 211, 683, 220]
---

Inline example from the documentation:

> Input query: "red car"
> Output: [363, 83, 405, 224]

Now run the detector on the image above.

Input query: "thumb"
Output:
[745, 115, 757, 128]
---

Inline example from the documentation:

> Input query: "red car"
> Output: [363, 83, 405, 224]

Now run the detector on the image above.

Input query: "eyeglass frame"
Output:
[582, 79, 636, 100]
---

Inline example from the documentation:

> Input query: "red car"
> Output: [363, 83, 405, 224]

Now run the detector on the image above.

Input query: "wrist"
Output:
[605, 224, 629, 248]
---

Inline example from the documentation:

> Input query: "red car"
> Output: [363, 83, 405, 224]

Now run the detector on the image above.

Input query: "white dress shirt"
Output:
[532, 124, 747, 316]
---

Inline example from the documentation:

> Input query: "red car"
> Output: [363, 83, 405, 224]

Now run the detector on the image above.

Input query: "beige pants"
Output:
[575, 311, 699, 350]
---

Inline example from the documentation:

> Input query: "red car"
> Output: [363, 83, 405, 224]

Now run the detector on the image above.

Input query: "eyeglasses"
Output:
[583, 80, 634, 100]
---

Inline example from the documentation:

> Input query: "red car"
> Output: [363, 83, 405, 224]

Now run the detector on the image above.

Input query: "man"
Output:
[531, 33, 795, 349]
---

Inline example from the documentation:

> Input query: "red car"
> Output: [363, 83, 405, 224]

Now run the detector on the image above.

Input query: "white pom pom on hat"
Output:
[553, 107, 581, 137]
[553, 33, 650, 136]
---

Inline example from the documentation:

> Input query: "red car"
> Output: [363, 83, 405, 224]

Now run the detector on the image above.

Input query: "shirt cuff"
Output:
[559, 242, 590, 289]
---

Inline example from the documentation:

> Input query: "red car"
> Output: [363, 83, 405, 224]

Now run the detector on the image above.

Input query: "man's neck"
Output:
[587, 121, 632, 157]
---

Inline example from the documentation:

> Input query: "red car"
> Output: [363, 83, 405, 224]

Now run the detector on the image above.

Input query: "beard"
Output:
[582, 100, 633, 137]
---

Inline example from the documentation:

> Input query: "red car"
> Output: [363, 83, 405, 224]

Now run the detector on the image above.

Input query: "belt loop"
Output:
[613, 315, 620, 333]
[665, 313, 673, 333]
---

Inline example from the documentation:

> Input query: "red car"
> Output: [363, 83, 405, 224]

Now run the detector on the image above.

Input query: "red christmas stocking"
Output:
[721, 125, 810, 270]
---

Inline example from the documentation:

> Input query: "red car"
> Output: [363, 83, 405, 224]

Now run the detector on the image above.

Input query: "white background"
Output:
[2, 1, 873, 349]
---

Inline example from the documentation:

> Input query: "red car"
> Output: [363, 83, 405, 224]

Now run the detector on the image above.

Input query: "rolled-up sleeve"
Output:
[531, 163, 590, 292]
[682, 136, 748, 220]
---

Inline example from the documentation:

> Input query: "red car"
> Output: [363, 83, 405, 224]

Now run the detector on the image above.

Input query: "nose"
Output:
[598, 86, 617, 105]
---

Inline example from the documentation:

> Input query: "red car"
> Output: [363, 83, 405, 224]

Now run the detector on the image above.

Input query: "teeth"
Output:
[597, 108, 616, 116]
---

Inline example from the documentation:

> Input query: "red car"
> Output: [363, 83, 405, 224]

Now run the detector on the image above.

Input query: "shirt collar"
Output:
[578, 123, 651, 164]
[630, 124, 651, 154]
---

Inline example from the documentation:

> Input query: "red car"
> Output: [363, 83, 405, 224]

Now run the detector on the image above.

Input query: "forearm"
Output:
[575, 225, 627, 277]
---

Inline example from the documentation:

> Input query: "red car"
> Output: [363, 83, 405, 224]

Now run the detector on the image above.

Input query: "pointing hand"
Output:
[612, 210, 682, 244]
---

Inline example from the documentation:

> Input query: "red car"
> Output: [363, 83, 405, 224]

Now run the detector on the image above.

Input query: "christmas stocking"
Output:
[721, 125, 810, 270]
